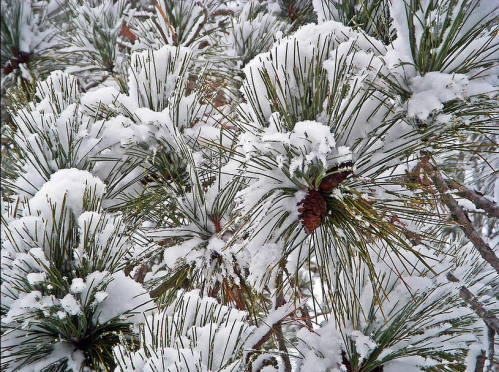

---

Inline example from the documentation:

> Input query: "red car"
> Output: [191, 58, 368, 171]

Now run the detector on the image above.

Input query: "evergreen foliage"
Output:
[1, 0, 498, 371]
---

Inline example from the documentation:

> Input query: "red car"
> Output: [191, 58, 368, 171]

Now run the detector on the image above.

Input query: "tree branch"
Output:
[243, 301, 297, 365]
[474, 349, 487, 372]
[444, 178, 499, 219]
[275, 270, 292, 372]
[447, 273, 499, 333]
[184, 2, 209, 47]
[299, 303, 313, 331]
[421, 157, 499, 273]
[486, 326, 495, 372]
[275, 323, 292, 372]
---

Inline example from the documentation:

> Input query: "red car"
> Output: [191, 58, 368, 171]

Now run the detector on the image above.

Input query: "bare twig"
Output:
[447, 273, 499, 333]
[422, 157, 499, 273]
[244, 304, 296, 364]
[246, 326, 273, 356]
[275, 270, 292, 372]
[151, 17, 170, 45]
[184, 2, 209, 47]
[275, 323, 292, 372]
[155, 1, 178, 45]
[284, 267, 313, 331]
[244, 274, 297, 368]
[299, 303, 314, 331]
[475, 349, 487, 372]
[445, 178, 499, 219]
[486, 326, 495, 372]
[211, 9, 234, 17]
[255, 356, 278, 371]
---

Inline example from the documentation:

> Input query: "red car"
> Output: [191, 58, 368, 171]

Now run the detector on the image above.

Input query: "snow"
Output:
[15, 342, 85, 372]
[350, 331, 377, 361]
[407, 72, 468, 119]
[93, 291, 109, 304]
[297, 320, 343, 372]
[407, 71, 496, 120]
[245, 301, 298, 353]
[2, 1, 499, 371]
[60, 294, 82, 316]
[70, 278, 86, 294]
[27, 168, 106, 220]
[26, 272, 46, 285]
[227, 1, 286, 63]
[465, 343, 485, 372]
[36, 71, 80, 112]
[127, 45, 193, 111]
[113, 290, 251, 372]
[94, 271, 151, 324]
[246, 242, 282, 290]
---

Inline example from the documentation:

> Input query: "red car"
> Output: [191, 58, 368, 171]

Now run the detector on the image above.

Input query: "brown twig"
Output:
[444, 178, 499, 219]
[184, 2, 209, 47]
[299, 303, 313, 331]
[244, 282, 296, 368]
[486, 326, 495, 372]
[275, 322, 292, 372]
[474, 350, 487, 372]
[275, 270, 292, 372]
[284, 267, 313, 331]
[155, 1, 178, 45]
[133, 264, 148, 283]
[421, 157, 499, 274]
[447, 273, 499, 333]
[211, 9, 234, 17]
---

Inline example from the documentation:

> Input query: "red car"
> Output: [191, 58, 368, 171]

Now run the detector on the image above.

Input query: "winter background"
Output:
[1, 0, 498, 371]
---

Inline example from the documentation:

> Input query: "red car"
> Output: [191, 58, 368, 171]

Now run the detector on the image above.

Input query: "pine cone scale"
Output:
[319, 161, 353, 192]
[297, 189, 327, 234]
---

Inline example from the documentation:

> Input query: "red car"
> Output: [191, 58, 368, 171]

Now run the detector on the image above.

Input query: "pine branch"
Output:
[275, 323, 292, 372]
[447, 273, 499, 333]
[444, 178, 499, 219]
[275, 270, 292, 372]
[486, 326, 495, 372]
[244, 301, 298, 365]
[184, 2, 208, 47]
[474, 350, 487, 372]
[421, 156, 499, 274]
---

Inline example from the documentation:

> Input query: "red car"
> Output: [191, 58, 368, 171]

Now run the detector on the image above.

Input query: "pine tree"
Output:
[1, 0, 498, 371]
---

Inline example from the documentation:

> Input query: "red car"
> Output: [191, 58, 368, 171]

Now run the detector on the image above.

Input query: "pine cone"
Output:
[3, 51, 30, 76]
[3, 62, 14, 76]
[297, 189, 327, 234]
[319, 161, 353, 192]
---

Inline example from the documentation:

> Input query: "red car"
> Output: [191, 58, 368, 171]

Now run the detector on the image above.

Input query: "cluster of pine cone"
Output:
[297, 161, 353, 234]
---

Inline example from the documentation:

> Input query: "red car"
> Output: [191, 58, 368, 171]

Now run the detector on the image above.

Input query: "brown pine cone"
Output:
[297, 189, 327, 234]
[3, 51, 30, 76]
[17, 51, 30, 64]
[319, 161, 353, 192]
[3, 62, 14, 76]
